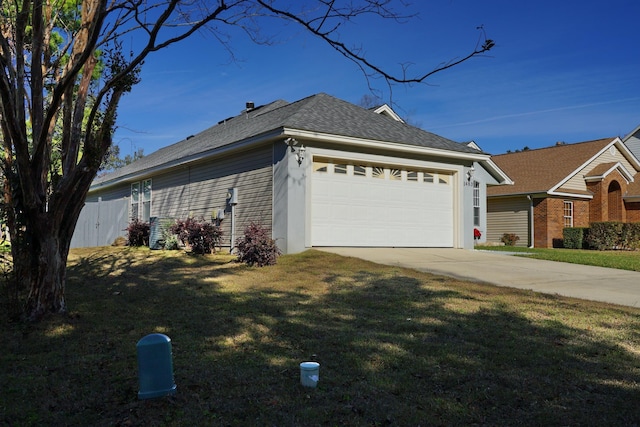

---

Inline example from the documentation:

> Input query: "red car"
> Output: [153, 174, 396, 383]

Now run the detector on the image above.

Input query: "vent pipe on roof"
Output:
[246, 102, 254, 112]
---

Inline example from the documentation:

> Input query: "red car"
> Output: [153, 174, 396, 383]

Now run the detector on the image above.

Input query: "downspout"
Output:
[527, 195, 534, 248]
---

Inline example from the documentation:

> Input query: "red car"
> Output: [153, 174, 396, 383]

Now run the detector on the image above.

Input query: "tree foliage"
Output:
[0, 0, 494, 321]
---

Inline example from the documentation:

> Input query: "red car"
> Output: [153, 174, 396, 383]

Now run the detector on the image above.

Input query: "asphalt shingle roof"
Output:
[487, 138, 616, 196]
[95, 93, 483, 186]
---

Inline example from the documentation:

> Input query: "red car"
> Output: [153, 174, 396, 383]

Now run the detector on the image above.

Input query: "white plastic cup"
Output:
[299, 362, 320, 388]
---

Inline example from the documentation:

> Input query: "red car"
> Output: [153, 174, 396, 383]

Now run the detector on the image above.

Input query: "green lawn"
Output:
[1, 247, 640, 426]
[476, 245, 640, 271]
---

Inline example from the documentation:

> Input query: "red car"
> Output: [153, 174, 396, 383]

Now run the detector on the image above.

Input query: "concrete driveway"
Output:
[318, 247, 640, 308]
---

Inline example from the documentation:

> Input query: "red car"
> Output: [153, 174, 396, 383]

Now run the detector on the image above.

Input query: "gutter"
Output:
[527, 194, 534, 248]
[89, 129, 285, 192]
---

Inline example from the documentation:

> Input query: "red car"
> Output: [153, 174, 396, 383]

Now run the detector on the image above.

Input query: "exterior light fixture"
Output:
[285, 138, 305, 166]
[466, 165, 475, 183]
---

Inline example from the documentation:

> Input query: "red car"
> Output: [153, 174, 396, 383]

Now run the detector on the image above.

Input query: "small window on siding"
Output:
[142, 179, 152, 221]
[389, 169, 401, 180]
[131, 182, 140, 220]
[353, 165, 367, 177]
[473, 181, 480, 227]
[407, 171, 418, 182]
[131, 180, 152, 221]
[563, 201, 573, 228]
[423, 172, 434, 183]
[438, 174, 450, 184]
[334, 164, 348, 174]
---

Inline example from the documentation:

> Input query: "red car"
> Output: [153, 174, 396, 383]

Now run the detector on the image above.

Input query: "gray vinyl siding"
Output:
[487, 196, 530, 247]
[625, 132, 640, 162]
[73, 144, 275, 249]
[152, 145, 273, 248]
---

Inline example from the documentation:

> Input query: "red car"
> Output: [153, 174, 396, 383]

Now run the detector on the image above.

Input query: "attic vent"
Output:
[246, 102, 255, 111]
[186, 135, 194, 140]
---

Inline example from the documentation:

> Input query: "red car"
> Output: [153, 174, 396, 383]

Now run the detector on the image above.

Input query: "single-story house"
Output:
[487, 137, 640, 248]
[71, 93, 511, 253]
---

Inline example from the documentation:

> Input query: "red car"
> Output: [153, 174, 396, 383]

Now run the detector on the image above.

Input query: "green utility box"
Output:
[136, 333, 177, 399]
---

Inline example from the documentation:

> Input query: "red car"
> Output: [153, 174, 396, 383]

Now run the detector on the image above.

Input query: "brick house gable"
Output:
[487, 137, 640, 247]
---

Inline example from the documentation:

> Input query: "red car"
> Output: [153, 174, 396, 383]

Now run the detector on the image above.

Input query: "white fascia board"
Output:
[283, 128, 492, 163]
[466, 140, 482, 151]
[547, 190, 593, 199]
[89, 129, 285, 193]
[623, 123, 640, 142]
[549, 137, 636, 194]
[372, 104, 405, 123]
[583, 162, 634, 183]
[613, 137, 640, 169]
[488, 192, 548, 200]
[481, 158, 514, 185]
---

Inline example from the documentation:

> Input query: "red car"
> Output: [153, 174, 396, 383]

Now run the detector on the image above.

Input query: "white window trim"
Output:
[563, 201, 573, 228]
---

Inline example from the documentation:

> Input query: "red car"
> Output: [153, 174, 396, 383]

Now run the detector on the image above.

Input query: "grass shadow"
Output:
[1, 248, 639, 426]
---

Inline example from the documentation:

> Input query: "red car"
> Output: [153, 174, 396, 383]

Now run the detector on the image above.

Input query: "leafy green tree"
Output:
[0, 0, 494, 321]
[100, 145, 144, 172]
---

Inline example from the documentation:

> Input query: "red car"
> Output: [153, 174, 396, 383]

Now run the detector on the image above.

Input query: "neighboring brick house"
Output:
[486, 137, 640, 248]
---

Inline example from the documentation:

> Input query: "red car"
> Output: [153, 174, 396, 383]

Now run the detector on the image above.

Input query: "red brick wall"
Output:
[533, 198, 591, 248]
[626, 202, 640, 223]
[573, 200, 590, 227]
[533, 169, 639, 247]
[586, 180, 603, 222]
[588, 170, 629, 223]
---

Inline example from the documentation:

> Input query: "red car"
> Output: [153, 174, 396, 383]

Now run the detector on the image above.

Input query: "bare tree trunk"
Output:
[19, 171, 92, 321]
[24, 229, 68, 320]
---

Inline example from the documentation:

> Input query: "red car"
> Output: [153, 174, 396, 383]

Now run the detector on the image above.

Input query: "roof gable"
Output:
[488, 138, 632, 197]
[371, 104, 405, 123]
[584, 162, 635, 183]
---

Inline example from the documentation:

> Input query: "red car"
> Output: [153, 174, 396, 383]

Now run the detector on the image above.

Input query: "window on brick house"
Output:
[563, 201, 573, 228]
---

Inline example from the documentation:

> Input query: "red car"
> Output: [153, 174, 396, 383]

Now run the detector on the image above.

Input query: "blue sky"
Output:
[113, 0, 640, 157]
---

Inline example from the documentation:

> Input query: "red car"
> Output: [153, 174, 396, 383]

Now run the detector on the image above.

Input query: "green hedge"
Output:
[563, 227, 589, 249]
[569, 222, 640, 251]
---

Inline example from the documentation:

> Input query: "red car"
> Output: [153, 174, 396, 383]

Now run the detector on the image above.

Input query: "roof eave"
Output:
[549, 137, 638, 194]
[283, 128, 492, 162]
[547, 190, 593, 199]
[89, 128, 285, 193]
[480, 158, 514, 185]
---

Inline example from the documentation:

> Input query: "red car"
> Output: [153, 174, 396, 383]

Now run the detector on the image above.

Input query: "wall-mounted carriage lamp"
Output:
[466, 165, 475, 183]
[285, 137, 305, 166]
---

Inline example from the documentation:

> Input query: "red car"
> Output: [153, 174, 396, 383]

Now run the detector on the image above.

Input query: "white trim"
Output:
[372, 104, 405, 123]
[623, 123, 640, 142]
[549, 137, 640, 194]
[583, 161, 635, 183]
[283, 128, 493, 162]
[482, 158, 514, 185]
[466, 140, 482, 151]
[309, 147, 463, 174]
[547, 190, 594, 199]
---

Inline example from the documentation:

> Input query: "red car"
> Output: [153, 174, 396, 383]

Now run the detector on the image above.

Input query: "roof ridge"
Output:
[495, 137, 615, 156]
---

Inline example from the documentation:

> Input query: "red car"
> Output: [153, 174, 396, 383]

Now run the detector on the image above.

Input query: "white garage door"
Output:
[311, 161, 454, 247]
